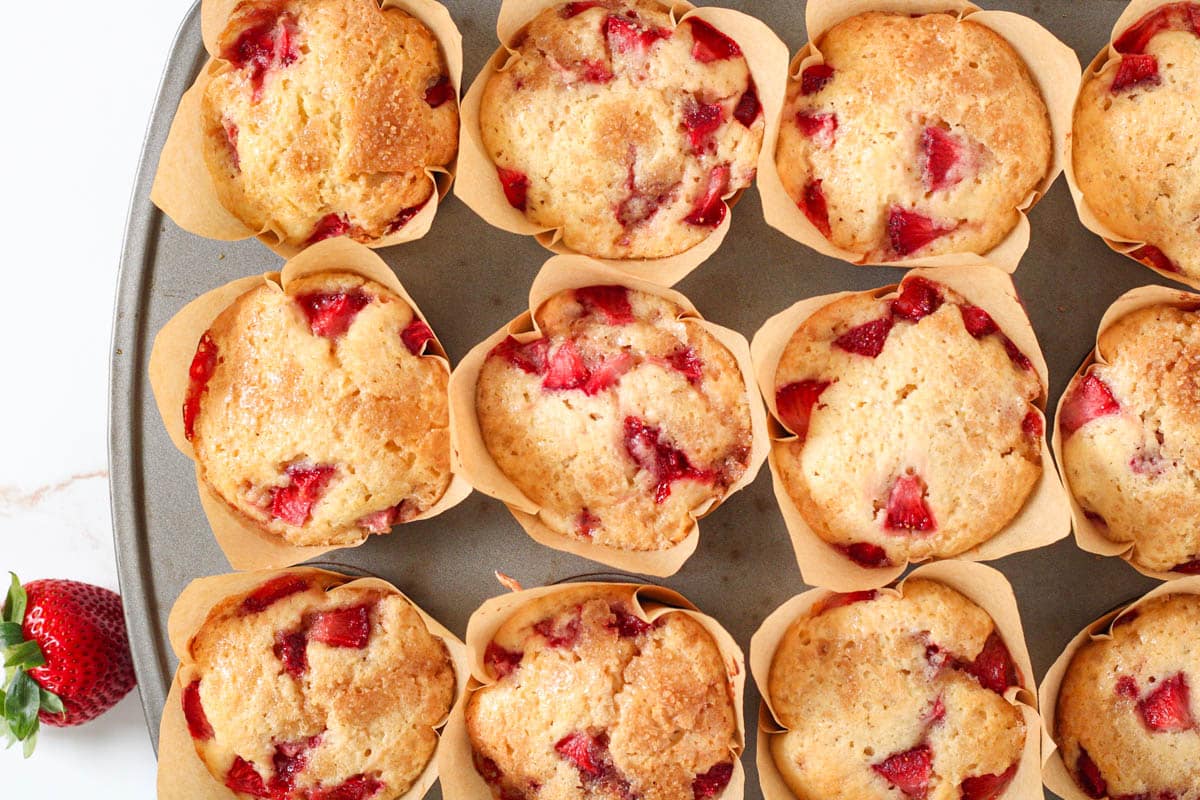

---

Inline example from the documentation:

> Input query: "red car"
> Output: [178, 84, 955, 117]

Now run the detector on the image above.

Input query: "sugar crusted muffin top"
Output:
[1073, 3, 1200, 280]
[180, 572, 456, 800]
[772, 276, 1044, 569]
[202, 0, 459, 250]
[479, 0, 763, 259]
[777, 11, 1052, 260]
[475, 284, 753, 552]
[1059, 303, 1200, 573]
[768, 579, 1026, 800]
[1056, 593, 1200, 800]
[467, 585, 739, 800]
[186, 271, 451, 548]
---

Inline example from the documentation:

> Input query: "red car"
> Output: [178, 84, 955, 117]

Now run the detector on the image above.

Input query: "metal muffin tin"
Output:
[110, 2, 1168, 797]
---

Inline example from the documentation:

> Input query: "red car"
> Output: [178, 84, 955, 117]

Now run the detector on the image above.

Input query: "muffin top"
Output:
[1056, 593, 1200, 800]
[467, 585, 738, 800]
[180, 572, 456, 800]
[776, 11, 1052, 260]
[186, 271, 451, 547]
[478, 0, 763, 259]
[768, 579, 1026, 800]
[475, 285, 753, 552]
[1073, 2, 1200, 280]
[1059, 303, 1200, 573]
[202, 0, 459, 250]
[772, 276, 1043, 568]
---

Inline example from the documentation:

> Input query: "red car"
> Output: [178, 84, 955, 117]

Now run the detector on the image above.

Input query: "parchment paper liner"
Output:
[749, 560, 1042, 800]
[147, 237, 473, 571]
[1051, 284, 1200, 580]
[756, 0, 1081, 273]
[448, 254, 770, 577]
[151, 0, 464, 259]
[438, 581, 747, 800]
[1038, 575, 1200, 800]
[156, 566, 470, 800]
[454, 0, 790, 287]
[750, 265, 1072, 591]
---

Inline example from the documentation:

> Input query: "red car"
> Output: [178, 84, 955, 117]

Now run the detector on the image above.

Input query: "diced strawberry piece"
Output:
[920, 127, 964, 192]
[583, 353, 634, 394]
[555, 732, 607, 778]
[886, 207, 956, 257]
[616, 179, 667, 227]
[775, 380, 831, 441]
[305, 213, 351, 245]
[801, 64, 835, 95]
[873, 745, 932, 798]
[1021, 411, 1043, 439]
[1076, 749, 1108, 799]
[622, 416, 714, 503]
[271, 735, 321, 795]
[182, 680, 214, 740]
[1001, 337, 1033, 371]
[668, 347, 703, 385]
[491, 336, 550, 375]
[689, 18, 741, 62]
[927, 696, 946, 724]
[484, 641, 523, 678]
[795, 111, 838, 148]
[1084, 510, 1110, 530]
[1114, 2, 1200, 54]
[424, 74, 454, 108]
[578, 508, 600, 537]
[605, 15, 671, 54]
[684, 164, 730, 227]
[183, 332, 220, 441]
[1131, 244, 1181, 274]
[959, 305, 998, 338]
[579, 59, 615, 83]
[270, 464, 336, 526]
[497, 167, 530, 210]
[474, 751, 503, 784]
[273, 630, 309, 678]
[223, 10, 300, 101]
[960, 763, 1018, 800]
[357, 503, 404, 534]
[223, 118, 241, 170]
[608, 604, 653, 638]
[543, 340, 589, 392]
[837, 542, 892, 568]
[683, 99, 725, 154]
[242, 575, 311, 614]
[1060, 374, 1121, 439]
[1117, 676, 1139, 699]
[884, 472, 936, 533]
[799, 180, 832, 237]
[1174, 558, 1200, 574]
[692, 762, 734, 800]
[834, 317, 894, 358]
[309, 775, 385, 800]
[1138, 673, 1194, 732]
[226, 756, 271, 798]
[533, 609, 582, 647]
[1111, 53, 1161, 93]
[561, 1, 603, 17]
[295, 290, 371, 339]
[893, 277, 944, 322]
[733, 81, 761, 127]
[385, 199, 429, 234]
[400, 318, 435, 355]
[960, 632, 1019, 694]
[309, 604, 372, 649]
[811, 590, 878, 616]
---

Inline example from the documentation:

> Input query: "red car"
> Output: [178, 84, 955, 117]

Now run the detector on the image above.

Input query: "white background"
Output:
[2, 0, 195, 791]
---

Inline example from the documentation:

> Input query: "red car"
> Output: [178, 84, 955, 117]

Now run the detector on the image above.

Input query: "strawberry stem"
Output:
[1, 573, 62, 757]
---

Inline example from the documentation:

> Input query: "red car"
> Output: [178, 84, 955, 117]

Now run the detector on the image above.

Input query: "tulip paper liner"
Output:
[749, 560, 1042, 800]
[750, 265, 1071, 591]
[1038, 575, 1200, 800]
[147, 237, 472, 571]
[1051, 284, 1200, 580]
[438, 580, 747, 800]
[756, 0, 1080, 273]
[448, 254, 770, 577]
[151, 0, 464, 258]
[156, 566, 469, 800]
[454, 0, 790, 287]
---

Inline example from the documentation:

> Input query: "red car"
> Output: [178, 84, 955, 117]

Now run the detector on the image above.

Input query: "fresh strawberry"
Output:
[357, 502, 408, 534]
[272, 735, 321, 796]
[1111, 53, 1160, 93]
[1059, 374, 1121, 439]
[668, 347, 704, 385]
[1021, 411, 1044, 439]
[424, 74, 454, 108]
[692, 762, 734, 799]
[688, 18, 741, 62]
[607, 604, 653, 638]
[775, 380, 831, 441]
[683, 99, 725, 154]
[386, 199, 428, 234]
[920, 127, 964, 192]
[684, 164, 730, 227]
[887, 207, 956, 256]
[543, 341, 589, 392]
[497, 167, 530, 210]
[960, 632, 1019, 694]
[796, 111, 838, 148]
[270, 464, 336, 526]
[226, 756, 270, 797]
[801, 64, 835, 95]
[960, 305, 998, 338]
[242, 575, 311, 614]
[491, 336, 550, 375]
[893, 277, 944, 322]
[1002, 337, 1033, 371]
[960, 763, 1018, 800]
[305, 213, 352, 245]
[873, 744, 933, 798]
[0, 575, 135, 754]
[561, 1, 603, 17]
[484, 641, 523, 678]
[1174, 558, 1200, 574]
[834, 317, 894, 358]
[733, 81, 761, 127]
[401, 319, 435, 355]
[183, 331, 220, 441]
[577, 285, 635, 324]
[308, 604, 372, 649]
[533, 609, 583, 648]
[623, 416, 714, 503]
[1138, 673, 1194, 732]
[182, 679, 214, 740]
[309, 774, 385, 800]
[1131, 244, 1181, 274]
[811, 590, 878, 616]
[295, 290, 372, 339]
[605, 14, 670, 54]
[223, 9, 300, 101]
[273, 629, 309, 678]
[1114, 2, 1200, 54]
[837, 542, 892, 568]
[578, 508, 601, 538]
[1117, 676, 1140, 700]
[1076, 749, 1108, 799]
[800, 180, 832, 237]
[584, 353, 635, 394]
[555, 731, 607, 777]
[884, 472, 936, 533]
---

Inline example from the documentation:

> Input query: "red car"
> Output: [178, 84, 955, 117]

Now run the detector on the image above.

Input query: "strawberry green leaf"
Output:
[3, 574, 25, 625]
[5, 670, 39, 741]
[0, 622, 22, 650]
[4, 641, 45, 670]
[38, 688, 63, 716]
[21, 728, 36, 758]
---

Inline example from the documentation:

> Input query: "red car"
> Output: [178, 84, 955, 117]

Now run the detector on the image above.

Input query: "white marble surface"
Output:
[2, 0, 195, 790]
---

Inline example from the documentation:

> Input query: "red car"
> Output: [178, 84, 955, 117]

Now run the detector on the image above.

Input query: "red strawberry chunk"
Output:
[1117, 676, 1140, 700]
[310, 775, 385, 800]
[684, 164, 730, 227]
[271, 464, 336, 526]
[306, 213, 352, 245]
[183, 332, 219, 440]
[497, 167, 530, 211]
[1174, 558, 1200, 574]
[887, 207, 956, 257]
[960, 632, 1019, 694]
[616, 181, 669, 228]
[800, 180, 832, 237]
[605, 14, 671, 54]
[775, 380, 831, 441]
[533, 609, 583, 647]
[959, 305, 998, 338]
[274, 629, 309, 678]
[733, 81, 761, 127]
[386, 199, 428, 233]
[801, 64, 835, 95]
[608, 604, 653, 638]
[561, 1, 603, 17]
[182, 680, 214, 740]
[1114, 2, 1200, 54]
[1060, 374, 1121, 439]
[838, 542, 892, 568]
[1111, 53, 1161, 93]
[834, 316, 894, 358]
[892, 277, 944, 322]
[242, 575, 311, 614]
[424, 74, 454, 108]
[484, 641, 523, 678]
[401, 318, 435, 355]
[683, 99, 726, 154]
[578, 508, 601, 537]
[1138, 673, 1194, 732]
[1131, 244, 1181, 274]
[295, 290, 371, 339]
[960, 763, 1018, 800]
[474, 751, 504, 784]
[668, 347, 703, 385]
[812, 590, 878, 617]
[920, 127, 964, 192]
[688, 18, 741, 62]
[555, 732, 607, 778]
[226, 756, 271, 798]
[927, 696, 946, 724]
[622, 416, 714, 503]
[873, 744, 932, 798]
[583, 353, 635, 394]
[272, 735, 321, 795]
[543, 341, 589, 392]
[309, 604, 372, 649]
[884, 472, 936, 533]
[576, 58, 615, 83]
[1076, 749, 1108, 799]
[692, 762, 734, 800]
[223, 10, 300, 101]
[577, 285, 635, 324]
[223, 118, 241, 170]
[358, 504, 401, 534]
[1002, 337, 1033, 371]
[796, 111, 838, 148]
[491, 336, 550, 375]
[1021, 411, 1044, 439]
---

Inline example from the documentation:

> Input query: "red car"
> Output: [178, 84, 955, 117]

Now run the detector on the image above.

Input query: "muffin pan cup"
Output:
[148, 237, 473, 570]
[756, 0, 1081, 273]
[151, 0, 464, 258]
[750, 265, 1072, 591]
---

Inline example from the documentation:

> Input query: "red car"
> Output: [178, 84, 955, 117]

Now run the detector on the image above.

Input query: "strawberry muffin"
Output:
[1059, 303, 1200, 574]
[478, 0, 763, 259]
[202, 0, 458, 250]
[179, 572, 456, 800]
[777, 11, 1053, 260]
[1073, 3, 1200, 280]
[467, 585, 739, 800]
[768, 580, 1026, 800]
[475, 285, 753, 552]
[1055, 593, 1200, 800]
[184, 271, 451, 547]
[772, 275, 1044, 569]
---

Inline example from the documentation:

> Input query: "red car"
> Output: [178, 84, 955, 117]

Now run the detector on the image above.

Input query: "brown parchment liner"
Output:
[438, 581, 747, 800]
[750, 266, 1072, 591]
[756, 0, 1081, 274]
[1064, 0, 1200, 289]
[750, 560, 1042, 800]
[448, 254, 770, 577]
[1051, 284, 1200, 580]
[147, 237, 473, 571]
[156, 567, 469, 800]
[453, 0, 790, 287]
[151, 0, 464, 259]
[1038, 575, 1200, 800]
